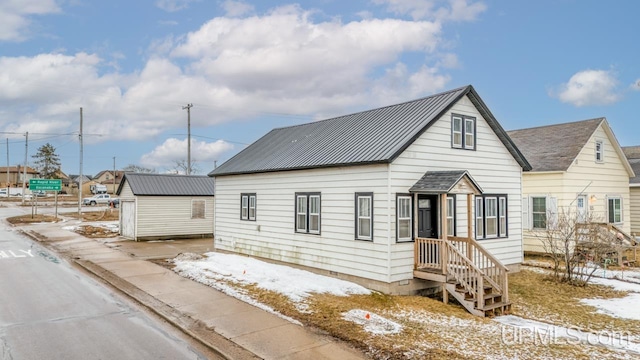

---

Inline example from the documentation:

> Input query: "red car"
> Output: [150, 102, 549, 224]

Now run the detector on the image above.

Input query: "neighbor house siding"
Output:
[214, 164, 393, 283]
[521, 172, 564, 253]
[630, 187, 640, 236]
[135, 196, 214, 238]
[389, 95, 523, 280]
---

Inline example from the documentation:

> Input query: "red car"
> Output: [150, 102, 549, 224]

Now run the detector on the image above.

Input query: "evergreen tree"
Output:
[32, 143, 61, 179]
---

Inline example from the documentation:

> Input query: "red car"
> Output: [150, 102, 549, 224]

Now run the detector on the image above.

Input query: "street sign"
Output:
[29, 179, 62, 191]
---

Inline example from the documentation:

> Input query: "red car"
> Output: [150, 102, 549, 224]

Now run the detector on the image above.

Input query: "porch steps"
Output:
[445, 276, 511, 317]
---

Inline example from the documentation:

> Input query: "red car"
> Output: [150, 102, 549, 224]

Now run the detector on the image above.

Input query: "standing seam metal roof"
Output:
[210, 85, 531, 176]
[116, 173, 215, 196]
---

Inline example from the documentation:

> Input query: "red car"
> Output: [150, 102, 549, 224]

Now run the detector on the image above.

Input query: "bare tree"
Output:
[169, 159, 200, 175]
[122, 164, 156, 173]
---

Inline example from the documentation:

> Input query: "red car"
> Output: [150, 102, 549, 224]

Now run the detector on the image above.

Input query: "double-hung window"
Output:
[356, 193, 373, 240]
[608, 196, 622, 223]
[475, 195, 508, 239]
[446, 195, 456, 236]
[295, 193, 321, 234]
[452, 114, 476, 150]
[241, 193, 256, 221]
[531, 196, 546, 229]
[397, 195, 412, 242]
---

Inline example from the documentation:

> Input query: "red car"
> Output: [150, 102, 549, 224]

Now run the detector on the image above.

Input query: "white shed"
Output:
[116, 173, 215, 241]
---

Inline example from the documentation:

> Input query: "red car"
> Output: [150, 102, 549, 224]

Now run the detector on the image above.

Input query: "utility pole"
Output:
[78, 107, 83, 216]
[113, 156, 116, 194]
[6, 138, 9, 189]
[21, 132, 28, 205]
[182, 103, 193, 175]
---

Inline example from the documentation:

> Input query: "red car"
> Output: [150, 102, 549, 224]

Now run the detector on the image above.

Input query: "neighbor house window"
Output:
[476, 195, 508, 239]
[191, 199, 206, 219]
[241, 193, 256, 221]
[446, 195, 456, 236]
[397, 195, 412, 242]
[452, 114, 476, 150]
[356, 193, 373, 240]
[295, 193, 321, 234]
[595, 140, 604, 163]
[608, 196, 622, 223]
[531, 196, 546, 229]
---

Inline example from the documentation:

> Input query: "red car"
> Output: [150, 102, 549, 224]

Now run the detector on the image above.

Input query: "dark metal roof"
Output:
[116, 173, 215, 196]
[623, 146, 640, 184]
[507, 118, 604, 172]
[210, 85, 531, 176]
[409, 170, 483, 193]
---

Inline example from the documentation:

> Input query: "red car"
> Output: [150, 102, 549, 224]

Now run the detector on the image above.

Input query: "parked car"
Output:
[82, 194, 111, 206]
[108, 198, 120, 208]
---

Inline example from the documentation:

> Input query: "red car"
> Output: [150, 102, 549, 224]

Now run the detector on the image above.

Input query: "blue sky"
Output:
[1, 0, 639, 176]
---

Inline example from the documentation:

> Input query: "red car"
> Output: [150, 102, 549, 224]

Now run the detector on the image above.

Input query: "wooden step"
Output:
[479, 301, 510, 311]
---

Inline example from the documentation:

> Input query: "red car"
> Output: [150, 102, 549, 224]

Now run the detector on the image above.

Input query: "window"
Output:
[446, 195, 456, 236]
[356, 193, 373, 240]
[452, 114, 476, 150]
[595, 140, 604, 163]
[397, 195, 412, 242]
[531, 196, 546, 229]
[608, 197, 622, 223]
[191, 199, 205, 219]
[476, 195, 508, 239]
[241, 193, 256, 221]
[295, 193, 321, 234]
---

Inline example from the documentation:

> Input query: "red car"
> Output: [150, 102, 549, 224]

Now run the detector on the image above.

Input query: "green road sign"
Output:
[29, 179, 62, 191]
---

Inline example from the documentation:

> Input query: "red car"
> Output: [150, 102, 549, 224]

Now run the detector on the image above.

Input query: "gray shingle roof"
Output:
[507, 118, 604, 172]
[409, 170, 483, 193]
[210, 85, 531, 176]
[117, 173, 214, 196]
[622, 146, 640, 184]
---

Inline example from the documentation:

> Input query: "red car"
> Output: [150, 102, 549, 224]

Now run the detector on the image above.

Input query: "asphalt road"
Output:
[0, 206, 218, 360]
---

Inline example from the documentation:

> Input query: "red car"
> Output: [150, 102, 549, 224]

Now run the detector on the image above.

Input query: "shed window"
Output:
[241, 193, 256, 221]
[295, 193, 320, 234]
[191, 199, 206, 219]
[356, 193, 373, 241]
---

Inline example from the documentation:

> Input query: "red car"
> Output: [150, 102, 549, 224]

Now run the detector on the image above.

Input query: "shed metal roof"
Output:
[117, 173, 215, 196]
[210, 85, 530, 176]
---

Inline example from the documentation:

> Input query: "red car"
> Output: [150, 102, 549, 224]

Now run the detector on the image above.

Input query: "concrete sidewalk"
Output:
[19, 221, 366, 360]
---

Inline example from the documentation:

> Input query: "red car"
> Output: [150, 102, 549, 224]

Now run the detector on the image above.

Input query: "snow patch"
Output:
[342, 309, 402, 335]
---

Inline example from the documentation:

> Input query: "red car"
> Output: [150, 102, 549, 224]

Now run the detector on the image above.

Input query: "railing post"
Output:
[441, 240, 448, 275]
[503, 272, 509, 303]
[477, 275, 485, 310]
[414, 240, 418, 270]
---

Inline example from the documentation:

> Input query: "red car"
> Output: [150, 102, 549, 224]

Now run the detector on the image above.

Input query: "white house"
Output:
[508, 118, 635, 254]
[117, 173, 215, 241]
[209, 85, 531, 316]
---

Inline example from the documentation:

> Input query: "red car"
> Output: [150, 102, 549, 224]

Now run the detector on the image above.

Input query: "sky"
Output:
[1, 0, 639, 176]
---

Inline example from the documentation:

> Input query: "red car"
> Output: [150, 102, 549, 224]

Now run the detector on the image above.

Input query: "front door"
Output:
[418, 194, 438, 238]
[576, 194, 587, 223]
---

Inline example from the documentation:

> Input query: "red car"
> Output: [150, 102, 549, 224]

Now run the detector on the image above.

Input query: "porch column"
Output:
[441, 193, 448, 303]
[467, 193, 473, 260]
[413, 193, 419, 270]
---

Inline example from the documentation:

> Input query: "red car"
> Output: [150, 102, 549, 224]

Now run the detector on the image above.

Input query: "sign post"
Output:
[29, 179, 62, 219]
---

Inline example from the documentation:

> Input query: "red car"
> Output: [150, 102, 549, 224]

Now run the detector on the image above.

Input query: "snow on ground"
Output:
[172, 252, 370, 318]
[495, 315, 640, 356]
[342, 309, 402, 335]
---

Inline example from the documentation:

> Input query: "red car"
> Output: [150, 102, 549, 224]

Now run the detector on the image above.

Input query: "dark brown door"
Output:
[418, 194, 438, 238]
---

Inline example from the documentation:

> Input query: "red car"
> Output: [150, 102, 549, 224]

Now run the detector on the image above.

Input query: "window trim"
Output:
[240, 193, 256, 221]
[191, 199, 206, 219]
[607, 196, 622, 224]
[531, 196, 547, 230]
[396, 193, 413, 242]
[595, 140, 604, 163]
[295, 192, 321, 235]
[451, 113, 476, 150]
[355, 192, 374, 241]
[475, 194, 508, 239]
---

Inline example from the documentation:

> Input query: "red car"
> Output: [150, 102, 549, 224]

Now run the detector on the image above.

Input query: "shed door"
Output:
[120, 200, 135, 239]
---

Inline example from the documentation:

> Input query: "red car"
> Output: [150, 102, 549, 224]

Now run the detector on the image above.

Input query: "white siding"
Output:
[135, 196, 214, 238]
[389, 95, 524, 281]
[630, 187, 640, 236]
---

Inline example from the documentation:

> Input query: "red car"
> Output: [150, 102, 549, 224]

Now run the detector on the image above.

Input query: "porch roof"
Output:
[409, 170, 482, 194]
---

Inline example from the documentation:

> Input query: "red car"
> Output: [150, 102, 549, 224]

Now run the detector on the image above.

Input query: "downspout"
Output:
[387, 163, 392, 284]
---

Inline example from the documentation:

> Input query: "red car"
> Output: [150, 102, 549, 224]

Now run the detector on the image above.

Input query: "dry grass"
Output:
[65, 210, 119, 222]
[6, 214, 61, 224]
[75, 224, 119, 238]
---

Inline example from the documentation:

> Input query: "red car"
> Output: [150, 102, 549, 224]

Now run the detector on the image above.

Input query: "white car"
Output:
[83, 194, 111, 206]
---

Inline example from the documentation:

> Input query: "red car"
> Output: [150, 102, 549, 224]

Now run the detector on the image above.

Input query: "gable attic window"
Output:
[595, 140, 604, 163]
[452, 114, 476, 150]
[191, 199, 206, 219]
[241, 193, 256, 221]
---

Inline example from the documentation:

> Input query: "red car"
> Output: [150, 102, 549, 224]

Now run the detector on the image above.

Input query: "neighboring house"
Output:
[622, 146, 640, 238]
[508, 118, 635, 254]
[0, 166, 39, 188]
[116, 173, 215, 241]
[209, 85, 531, 316]
[94, 170, 124, 194]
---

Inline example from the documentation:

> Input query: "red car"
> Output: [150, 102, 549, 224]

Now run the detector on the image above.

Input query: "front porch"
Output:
[408, 171, 511, 317]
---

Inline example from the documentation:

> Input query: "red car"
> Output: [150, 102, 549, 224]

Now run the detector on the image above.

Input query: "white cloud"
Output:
[631, 79, 640, 91]
[155, 0, 199, 12]
[221, 0, 254, 17]
[140, 138, 234, 170]
[0, 0, 61, 41]
[373, 0, 486, 21]
[553, 69, 620, 107]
